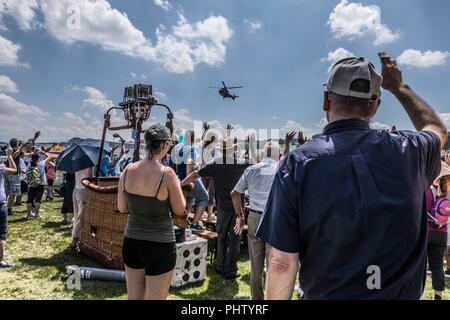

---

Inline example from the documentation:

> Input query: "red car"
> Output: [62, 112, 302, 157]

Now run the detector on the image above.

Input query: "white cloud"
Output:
[370, 121, 391, 130]
[397, 49, 449, 68]
[130, 72, 137, 79]
[0, 0, 39, 31]
[439, 113, 450, 129]
[80, 86, 114, 111]
[321, 47, 354, 71]
[244, 19, 262, 32]
[0, 35, 29, 67]
[154, 91, 167, 100]
[154, 0, 171, 12]
[328, 0, 400, 45]
[35, 0, 232, 73]
[0, 75, 18, 93]
[0, 93, 49, 117]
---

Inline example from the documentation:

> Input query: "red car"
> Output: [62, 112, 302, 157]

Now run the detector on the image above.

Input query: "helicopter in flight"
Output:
[209, 81, 243, 100]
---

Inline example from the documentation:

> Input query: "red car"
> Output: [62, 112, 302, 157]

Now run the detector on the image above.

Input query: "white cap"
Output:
[325, 57, 382, 101]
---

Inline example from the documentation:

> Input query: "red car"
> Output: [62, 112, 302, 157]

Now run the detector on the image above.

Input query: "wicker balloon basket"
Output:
[79, 177, 128, 270]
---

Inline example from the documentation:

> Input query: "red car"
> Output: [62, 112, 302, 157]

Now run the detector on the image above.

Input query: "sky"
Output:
[0, 0, 449, 143]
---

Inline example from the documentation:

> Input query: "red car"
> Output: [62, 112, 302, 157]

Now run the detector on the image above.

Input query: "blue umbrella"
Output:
[56, 139, 110, 173]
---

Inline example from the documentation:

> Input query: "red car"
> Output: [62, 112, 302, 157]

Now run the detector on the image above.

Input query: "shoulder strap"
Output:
[155, 166, 166, 197]
[122, 167, 129, 192]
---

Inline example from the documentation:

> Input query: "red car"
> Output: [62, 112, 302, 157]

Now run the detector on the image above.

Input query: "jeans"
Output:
[187, 179, 209, 209]
[201, 177, 215, 207]
[0, 202, 8, 241]
[427, 229, 447, 291]
[247, 210, 271, 300]
[72, 188, 84, 239]
[216, 210, 241, 277]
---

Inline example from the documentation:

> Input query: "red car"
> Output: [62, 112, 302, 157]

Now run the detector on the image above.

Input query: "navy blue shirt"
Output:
[256, 119, 441, 299]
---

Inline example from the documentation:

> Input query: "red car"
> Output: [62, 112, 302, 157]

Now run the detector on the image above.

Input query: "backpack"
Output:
[427, 197, 450, 229]
[26, 166, 42, 188]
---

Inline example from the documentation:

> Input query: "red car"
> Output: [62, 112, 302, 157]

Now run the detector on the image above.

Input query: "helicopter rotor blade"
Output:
[221, 81, 227, 89]
[227, 86, 243, 89]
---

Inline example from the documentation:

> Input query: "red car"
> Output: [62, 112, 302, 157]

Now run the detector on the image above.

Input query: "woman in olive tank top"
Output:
[118, 124, 186, 300]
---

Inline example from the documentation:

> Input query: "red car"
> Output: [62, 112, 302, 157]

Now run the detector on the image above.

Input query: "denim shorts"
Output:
[5, 174, 21, 196]
[187, 179, 209, 208]
[0, 202, 8, 241]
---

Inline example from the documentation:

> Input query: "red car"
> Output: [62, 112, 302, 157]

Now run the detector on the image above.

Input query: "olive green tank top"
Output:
[123, 166, 175, 243]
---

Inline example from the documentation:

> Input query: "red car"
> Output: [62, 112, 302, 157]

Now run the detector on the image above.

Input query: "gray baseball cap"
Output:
[147, 123, 171, 141]
[325, 57, 382, 101]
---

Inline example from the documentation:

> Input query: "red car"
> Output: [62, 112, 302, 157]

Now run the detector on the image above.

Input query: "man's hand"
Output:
[391, 125, 397, 132]
[298, 131, 306, 145]
[5, 146, 13, 156]
[285, 131, 296, 144]
[378, 52, 403, 94]
[226, 124, 233, 137]
[203, 122, 210, 132]
[233, 216, 245, 236]
[33, 131, 41, 142]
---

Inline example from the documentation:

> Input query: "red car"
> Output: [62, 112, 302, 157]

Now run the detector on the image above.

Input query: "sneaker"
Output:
[225, 270, 241, 279]
[434, 294, 442, 300]
[445, 269, 450, 276]
[0, 262, 15, 268]
[34, 214, 41, 218]
[190, 222, 205, 231]
[7, 209, 17, 216]
[207, 214, 217, 222]
[27, 213, 35, 219]
[14, 202, 22, 206]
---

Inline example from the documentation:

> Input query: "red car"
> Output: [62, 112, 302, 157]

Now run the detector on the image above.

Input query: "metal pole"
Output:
[95, 114, 110, 184]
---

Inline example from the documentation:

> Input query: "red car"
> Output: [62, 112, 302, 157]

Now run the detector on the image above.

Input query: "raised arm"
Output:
[378, 52, 448, 148]
[166, 168, 187, 216]
[283, 131, 296, 157]
[4, 147, 17, 175]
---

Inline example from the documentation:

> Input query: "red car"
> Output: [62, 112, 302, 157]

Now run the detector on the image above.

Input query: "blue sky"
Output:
[0, 0, 449, 142]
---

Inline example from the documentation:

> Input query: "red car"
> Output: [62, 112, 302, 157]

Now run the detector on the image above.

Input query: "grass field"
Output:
[0, 195, 448, 300]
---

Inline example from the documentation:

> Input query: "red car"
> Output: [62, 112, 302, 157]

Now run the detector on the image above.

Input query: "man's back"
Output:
[257, 119, 441, 299]
[199, 158, 249, 212]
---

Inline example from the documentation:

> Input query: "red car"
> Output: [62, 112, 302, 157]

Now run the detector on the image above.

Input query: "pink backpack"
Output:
[427, 197, 450, 229]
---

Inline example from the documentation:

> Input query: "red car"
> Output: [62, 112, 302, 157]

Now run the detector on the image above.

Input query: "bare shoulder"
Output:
[164, 166, 178, 180]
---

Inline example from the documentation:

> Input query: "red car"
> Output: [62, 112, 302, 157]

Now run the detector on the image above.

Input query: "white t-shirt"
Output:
[19, 158, 26, 181]
[75, 168, 89, 189]
[26, 161, 47, 186]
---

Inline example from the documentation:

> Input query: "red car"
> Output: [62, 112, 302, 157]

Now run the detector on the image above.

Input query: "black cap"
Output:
[147, 124, 171, 141]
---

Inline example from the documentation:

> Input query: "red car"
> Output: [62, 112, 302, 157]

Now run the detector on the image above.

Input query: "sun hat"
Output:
[437, 161, 450, 180]
[325, 56, 382, 101]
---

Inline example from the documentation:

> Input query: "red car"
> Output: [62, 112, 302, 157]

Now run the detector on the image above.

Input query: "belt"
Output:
[250, 209, 263, 214]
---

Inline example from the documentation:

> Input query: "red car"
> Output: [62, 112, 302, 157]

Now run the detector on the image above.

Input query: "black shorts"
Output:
[122, 237, 176, 276]
[21, 180, 28, 194]
[27, 185, 44, 204]
[47, 178, 54, 187]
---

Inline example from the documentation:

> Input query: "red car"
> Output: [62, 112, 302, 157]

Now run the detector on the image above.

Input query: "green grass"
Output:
[0, 195, 447, 300]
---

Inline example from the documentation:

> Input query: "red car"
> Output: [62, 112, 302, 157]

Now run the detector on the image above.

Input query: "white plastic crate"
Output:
[171, 237, 208, 287]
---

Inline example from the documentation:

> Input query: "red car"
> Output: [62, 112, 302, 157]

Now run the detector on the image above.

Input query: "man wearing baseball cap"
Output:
[257, 52, 448, 299]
